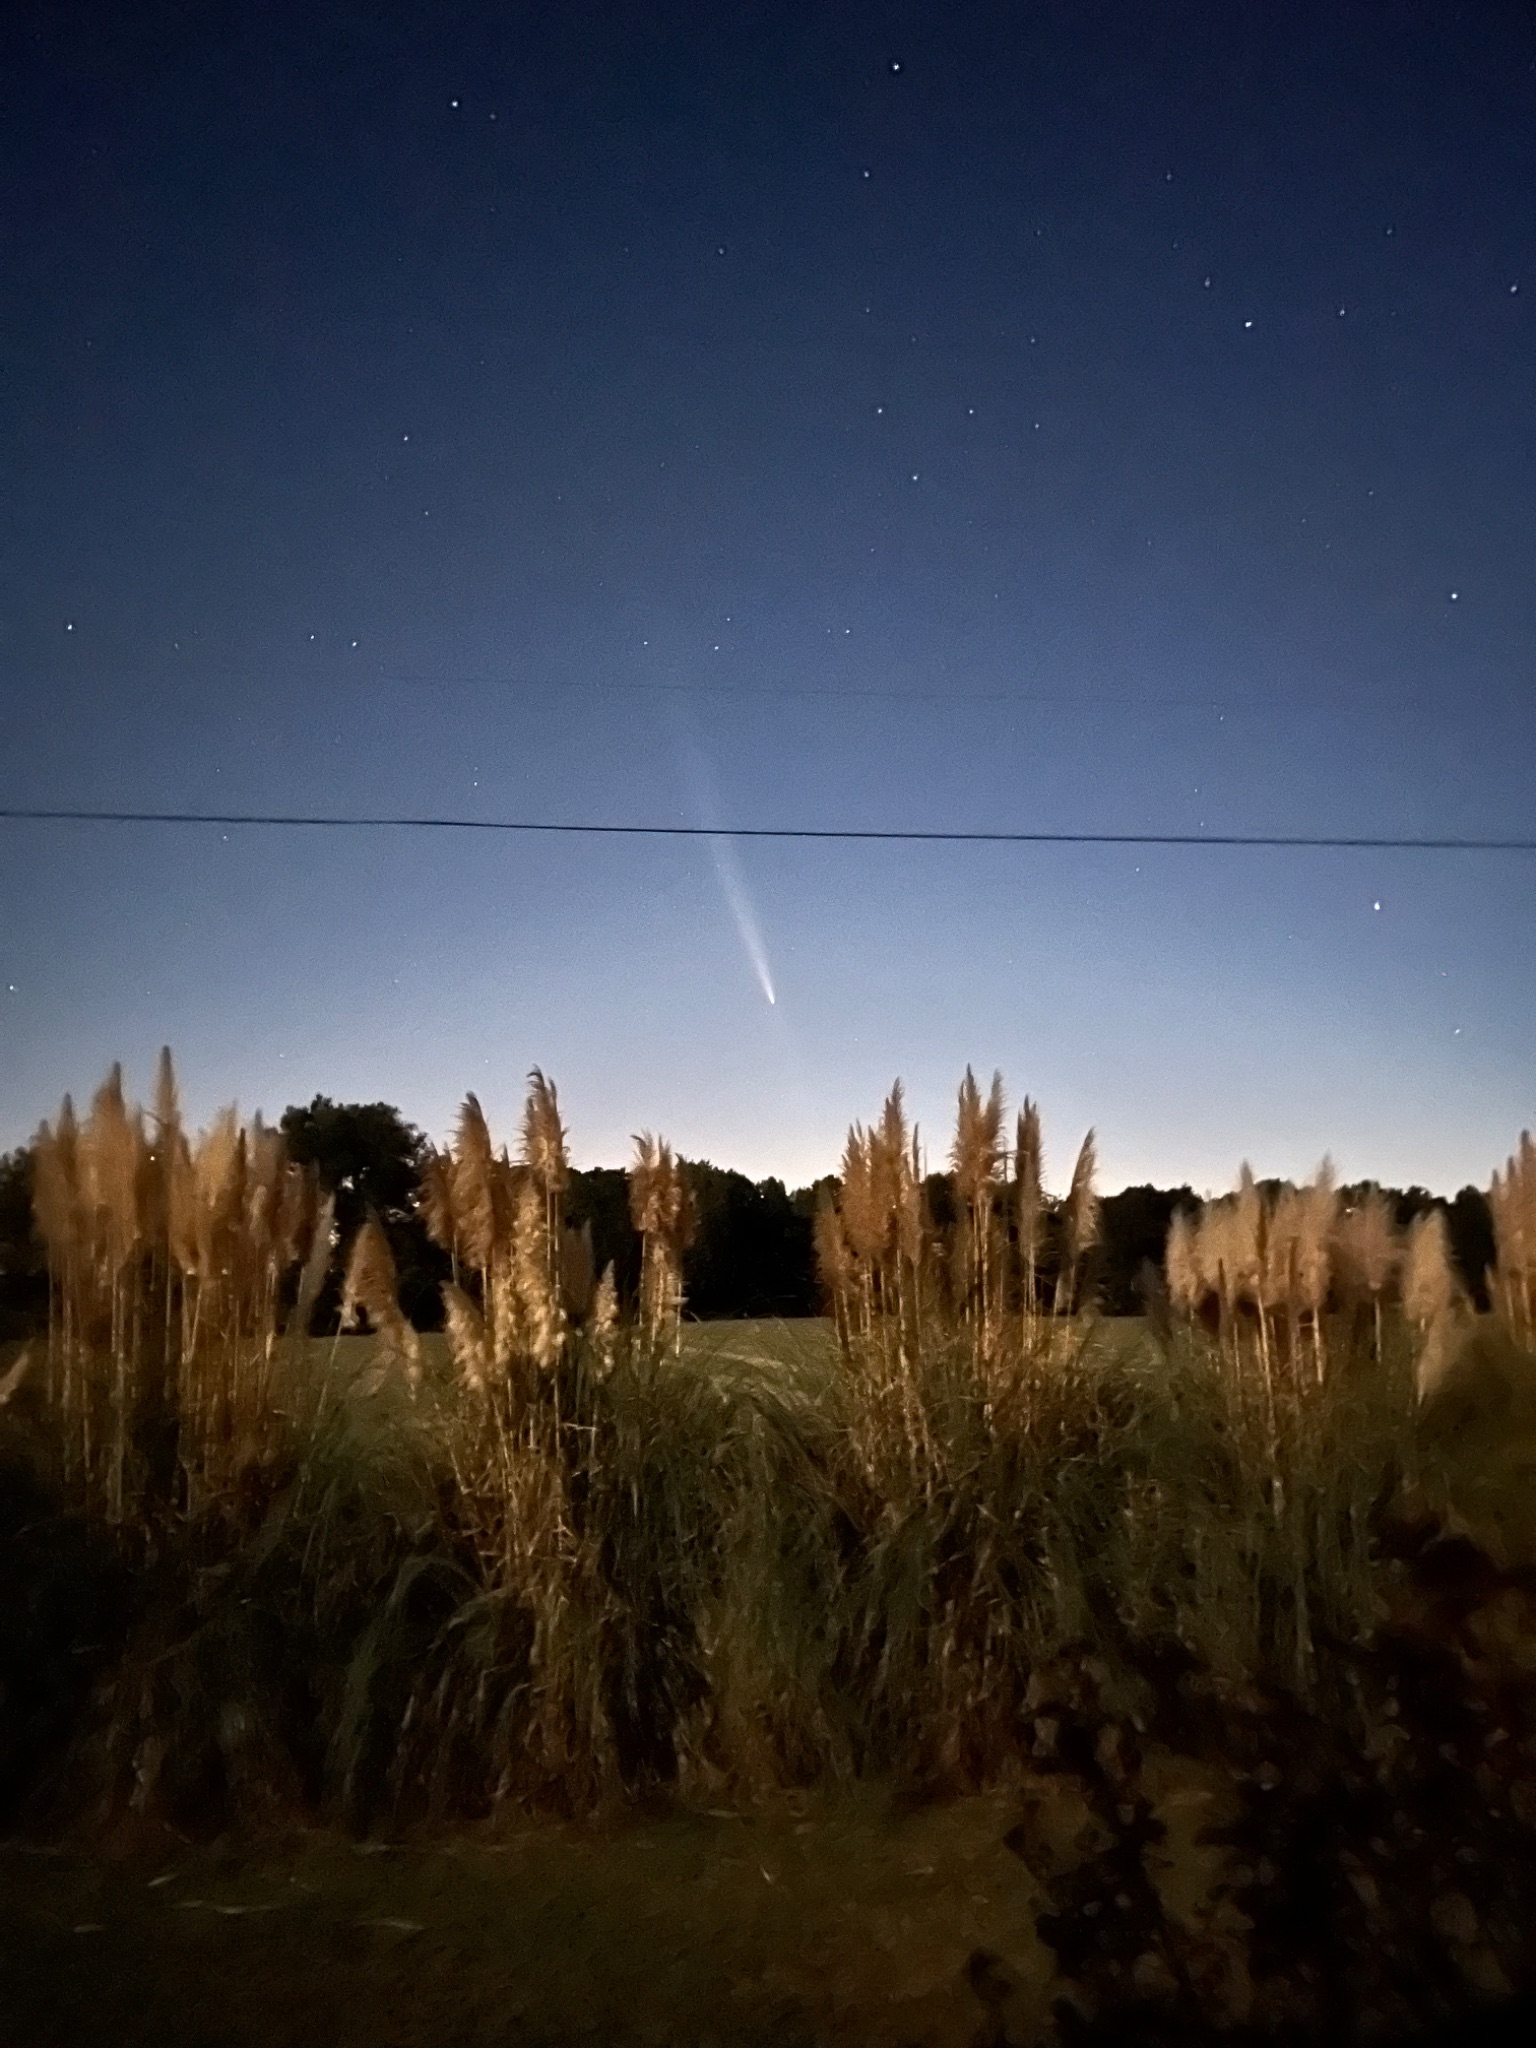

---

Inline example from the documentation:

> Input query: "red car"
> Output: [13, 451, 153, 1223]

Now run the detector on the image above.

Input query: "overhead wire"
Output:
[0, 808, 1532, 851]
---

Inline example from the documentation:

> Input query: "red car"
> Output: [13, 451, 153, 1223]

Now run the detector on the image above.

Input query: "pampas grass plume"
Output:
[451, 1095, 497, 1276]
[1065, 1129, 1100, 1262]
[950, 1067, 1004, 1206]
[521, 1068, 568, 1197]
[442, 1281, 490, 1395]
[1165, 1208, 1200, 1314]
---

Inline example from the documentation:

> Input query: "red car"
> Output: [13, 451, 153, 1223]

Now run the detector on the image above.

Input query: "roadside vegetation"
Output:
[4, 1052, 1536, 2040]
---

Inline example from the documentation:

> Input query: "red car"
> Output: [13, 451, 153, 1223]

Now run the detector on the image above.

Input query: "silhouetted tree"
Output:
[0, 1149, 46, 1341]
[1096, 1184, 1201, 1316]
[565, 1167, 643, 1309]
[279, 1098, 449, 1330]
[1447, 1185, 1496, 1311]
[681, 1162, 817, 1318]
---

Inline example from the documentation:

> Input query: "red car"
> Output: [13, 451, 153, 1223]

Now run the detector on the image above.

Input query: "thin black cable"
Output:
[0, 807, 1533, 850]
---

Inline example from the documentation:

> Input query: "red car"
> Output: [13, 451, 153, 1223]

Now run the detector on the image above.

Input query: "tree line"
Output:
[0, 1096, 1499, 1340]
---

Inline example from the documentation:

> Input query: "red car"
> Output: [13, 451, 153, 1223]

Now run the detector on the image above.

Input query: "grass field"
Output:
[10, 1063, 1536, 2043]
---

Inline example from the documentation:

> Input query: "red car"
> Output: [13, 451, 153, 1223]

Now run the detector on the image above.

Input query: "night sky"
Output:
[2, 1, 1533, 1196]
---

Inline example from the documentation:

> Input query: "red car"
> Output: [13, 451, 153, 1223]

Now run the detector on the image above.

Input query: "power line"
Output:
[1, 807, 1533, 851]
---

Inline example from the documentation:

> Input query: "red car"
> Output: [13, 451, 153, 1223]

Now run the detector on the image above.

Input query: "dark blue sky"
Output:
[2, 1, 1533, 1193]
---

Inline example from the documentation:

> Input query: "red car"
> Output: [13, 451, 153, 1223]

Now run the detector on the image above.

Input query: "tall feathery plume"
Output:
[1165, 1207, 1200, 1317]
[341, 1216, 421, 1391]
[166, 1128, 199, 1276]
[521, 1069, 569, 1199]
[664, 1149, 696, 1352]
[80, 1066, 146, 1521]
[142, 1047, 180, 1257]
[1295, 1159, 1337, 1384]
[1232, 1166, 1264, 1317]
[1403, 1207, 1463, 1400]
[151, 1046, 179, 1139]
[513, 1173, 566, 1370]
[950, 1068, 1005, 1352]
[814, 1191, 855, 1356]
[143, 1049, 182, 1414]
[1193, 1199, 1231, 1332]
[1232, 1163, 1276, 1423]
[518, 1070, 570, 1364]
[1517, 1132, 1536, 1342]
[33, 1055, 320, 1518]
[442, 1281, 491, 1395]
[83, 1063, 144, 1276]
[451, 1095, 498, 1281]
[630, 1133, 692, 1351]
[1054, 1129, 1099, 1319]
[32, 1104, 78, 1421]
[191, 1107, 242, 1291]
[1015, 1099, 1044, 1333]
[484, 1154, 524, 1366]
[871, 1089, 906, 1278]
[1263, 1186, 1303, 1326]
[417, 1146, 457, 1278]
[1489, 1133, 1536, 1345]
[286, 1190, 334, 1358]
[897, 1124, 926, 1365]
[31, 1108, 78, 1268]
[838, 1125, 883, 1344]
[868, 1083, 916, 1364]
[1333, 1189, 1398, 1364]
[588, 1262, 619, 1376]
[1488, 1165, 1512, 1331]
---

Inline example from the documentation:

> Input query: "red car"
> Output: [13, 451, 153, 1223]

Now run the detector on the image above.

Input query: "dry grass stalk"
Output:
[1166, 1209, 1199, 1314]
[1015, 1099, 1044, 1339]
[629, 1133, 694, 1352]
[1172, 1162, 1347, 1480]
[341, 1215, 422, 1391]
[1489, 1133, 1536, 1346]
[588, 1262, 619, 1374]
[951, 1069, 1005, 1362]
[1053, 1128, 1100, 1323]
[416, 1147, 456, 1276]
[1403, 1208, 1465, 1400]
[1333, 1189, 1398, 1363]
[30, 1051, 327, 1521]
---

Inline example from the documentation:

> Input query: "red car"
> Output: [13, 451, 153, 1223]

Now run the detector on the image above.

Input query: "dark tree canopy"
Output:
[0, 1149, 46, 1341]
[565, 1167, 642, 1309]
[681, 1162, 817, 1320]
[1447, 1186, 1497, 1312]
[1095, 1185, 1202, 1317]
[564, 1162, 819, 1320]
[278, 1097, 448, 1331]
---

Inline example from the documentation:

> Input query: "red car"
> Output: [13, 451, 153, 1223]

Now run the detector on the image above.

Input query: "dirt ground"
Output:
[0, 1767, 1237, 2048]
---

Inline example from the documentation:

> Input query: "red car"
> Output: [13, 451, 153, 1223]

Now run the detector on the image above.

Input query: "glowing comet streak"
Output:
[669, 715, 779, 1007]
[707, 832, 776, 1005]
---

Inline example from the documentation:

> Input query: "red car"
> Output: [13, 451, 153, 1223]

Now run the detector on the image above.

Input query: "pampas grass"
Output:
[29, 1052, 328, 1523]
[1489, 1131, 1536, 1345]
[12, 1050, 1536, 1834]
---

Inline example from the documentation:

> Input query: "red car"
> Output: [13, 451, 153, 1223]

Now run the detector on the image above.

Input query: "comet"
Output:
[708, 831, 776, 1005]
